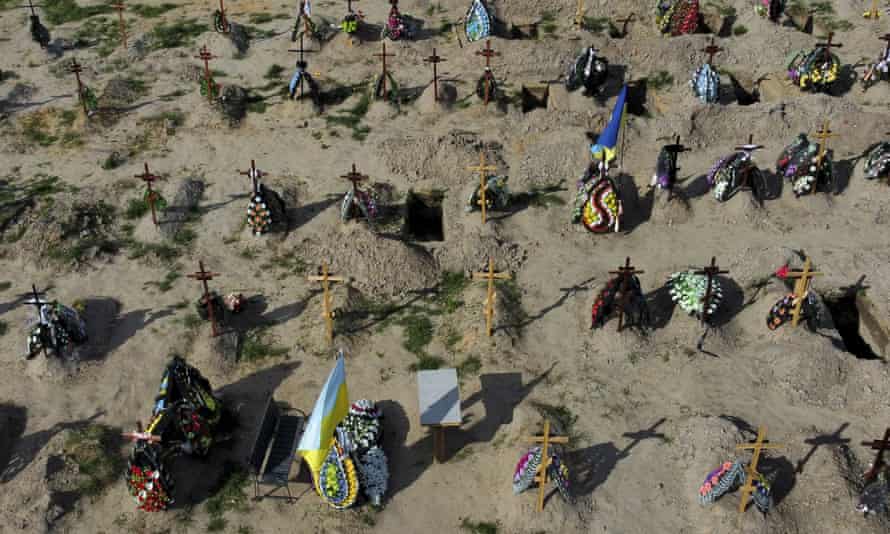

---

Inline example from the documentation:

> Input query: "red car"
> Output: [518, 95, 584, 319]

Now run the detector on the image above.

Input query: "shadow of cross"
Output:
[796, 423, 850, 473]
[619, 417, 667, 457]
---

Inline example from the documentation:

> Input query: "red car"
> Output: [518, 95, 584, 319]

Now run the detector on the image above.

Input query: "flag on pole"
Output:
[590, 84, 628, 165]
[297, 351, 349, 474]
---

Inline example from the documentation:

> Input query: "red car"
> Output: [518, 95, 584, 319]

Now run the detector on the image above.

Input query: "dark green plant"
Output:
[131, 3, 177, 18]
[148, 20, 208, 50]
[44, 0, 112, 25]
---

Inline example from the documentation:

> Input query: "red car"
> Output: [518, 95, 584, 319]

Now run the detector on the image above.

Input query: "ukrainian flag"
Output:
[590, 84, 628, 164]
[297, 351, 349, 474]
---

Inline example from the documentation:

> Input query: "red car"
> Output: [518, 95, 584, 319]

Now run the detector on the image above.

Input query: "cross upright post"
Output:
[783, 256, 823, 327]
[287, 34, 319, 99]
[25, 284, 50, 357]
[135, 162, 163, 227]
[307, 262, 346, 344]
[817, 32, 842, 62]
[467, 152, 497, 224]
[340, 163, 369, 195]
[187, 260, 221, 337]
[373, 42, 396, 96]
[471, 257, 512, 337]
[238, 159, 267, 196]
[17, 0, 42, 16]
[217, 0, 229, 33]
[615, 13, 635, 37]
[694, 257, 728, 326]
[662, 134, 689, 200]
[734, 134, 765, 197]
[608, 257, 645, 331]
[195, 45, 218, 103]
[862, 428, 890, 481]
[526, 420, 569, 512]
[864, 0, 880, 19]
[813, 120, 837, 165]
[110, 1, 127, 49]
[574, 0, 584, 28]
[475, 39, 499, 106]
[424, 48, 446, 102]
[346, 0, 359, 14]
[736, 426, 785, 523]
[67, 58, 89, 115]
[701, 37, 723, 65]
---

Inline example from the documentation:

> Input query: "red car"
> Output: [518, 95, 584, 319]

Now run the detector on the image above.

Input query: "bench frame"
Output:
[246, 395, 305, 502]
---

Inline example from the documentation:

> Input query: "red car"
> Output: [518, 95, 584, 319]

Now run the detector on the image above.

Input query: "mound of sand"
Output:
[378, 131, 508, 186]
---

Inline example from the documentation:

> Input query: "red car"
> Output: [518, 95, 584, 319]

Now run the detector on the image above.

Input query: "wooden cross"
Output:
[614, 13, 635, 37]
[424, 48, 446, 102]
[608, 257, 645, 331]
[25, 284, 50, 357]
[864, 0, 881, 19]
[195, 45, 218, 103]
[340, 163, 368, 195]
[863, 34, 890, 89]
[67, 58, 89, 115]
[701, 37, 723, 65]
[345, 0, 359, 14]
[694, 257, 728, 325]
[733, 134, 765, 198]
[307, 262, 345, 344]
[121, 422, 162, 444]
[735, 426, 785, 522]
[813, 121, 837, 165]
[471, 257, 511, 337]
[783, 256, 822, 327]
[187, 260, 221, 337]
[816, 32, 842, 62]
[238, 159, 267, 196]
[17, 0, 42, 16]
[467, 152, 497, 224]
[297, 0, 312, 33]
[526, 419, 569, 512]
[110, 1, 127, 49]
[574, 0, 584, 28]
[476, 40, 499, 106]
[662, 134, 689, 200]
[287, 34, 319, 99]
[373, 42, 395, 96]
[217, 0, 229, 33]
[862, 428, 890, 481]
[135, 162, 162, 227]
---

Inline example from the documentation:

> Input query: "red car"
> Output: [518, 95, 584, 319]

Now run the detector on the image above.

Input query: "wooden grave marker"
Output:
[574, 0, 584, 28]
[862, 428, 890, 481]
[662, 134, 689, 200]
[735, 426, 785, 524]
[471, 257, 512, 337]
[195, 45, 218, 103]
[784, 255, 822, 327]
[608, 257, 644, 331]
[816, 32, 842, 62]
[286, 34, 322, 102]
[373, 41, 396, 96]
[475, 39, 499, 106]
[694, 257, 728, 326]
[216, 0, 229, 33]
[417, 368, 462, 463]
[307, 262, 345, 344]
[67, 58, 89, 115]
[238, 159, 267, 197]
[526, 419, 569, 512]
[424, 48, 446, 102]
[467, 151, 497, 224]
[864, 0, 881, 19]
[863, 35, 890, 89]
[813, 120, 837, 168]
[25, 284, 50, 357]
[734, 134, 765, 201]
[340, 163, 370, 220]
[17, 0, 42, 17]
[135, 162, 163, 227]
[122, 421, 162, 444]
[701, 37, 723, 66]
[614, 13, 635, 37]
[110, 1, 127, 49]
[188, 260, 221, 337]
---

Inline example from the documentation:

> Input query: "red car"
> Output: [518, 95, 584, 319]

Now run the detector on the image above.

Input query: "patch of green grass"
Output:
[73, 16, 120, 57]
[0, 281, 10, 291]
[0, 320, 7, 337]
[324, 91, 371, 140]
[20, 114, 58, 147]
[531, 401, 579, 444]
[248, 12, 288, 24]
[437, 271, 468, 313]
[124, 198, 149, 219]
[457, 355, 482, 377]
[705, 0, 736, 17]
[63, 424, 125, 497]
[264, 64, 285, 80]
[246, 98, 268, 114]
[148, 19, 208, 50]
[131, 3, 177, 18]
[646, 71, 674, 90]
[181, 312, 202, 330]
[732, 24, 748, 36]
[205, 463, 249, 525]
[124, 239, 182, 263]
[237, 526, 253, 534]
[244, 25, 276, 40]
[145, 269, 180, 292]
[409, 353, 444, 371]
[44, 0, 112, 25]
[207, 517, 227, 532]
[172, 227, 196, 247]
[399, 313, 434, 355]
[460, 518, 499, 534]
[59, 109, 78, 127]
[581, 16, 610, 33]
[241, 328, 289, 362]
[260, 251, 308, 278]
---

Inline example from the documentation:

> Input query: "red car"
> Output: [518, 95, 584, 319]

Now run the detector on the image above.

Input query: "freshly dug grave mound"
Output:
[377, 131, 508, 186]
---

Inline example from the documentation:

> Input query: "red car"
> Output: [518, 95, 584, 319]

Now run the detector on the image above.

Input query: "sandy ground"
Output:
[1, 0, 890, 533]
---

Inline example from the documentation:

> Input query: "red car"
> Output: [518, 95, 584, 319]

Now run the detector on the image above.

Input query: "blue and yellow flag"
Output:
[590, 85, 628, 164]
[297, 351, 350, 474]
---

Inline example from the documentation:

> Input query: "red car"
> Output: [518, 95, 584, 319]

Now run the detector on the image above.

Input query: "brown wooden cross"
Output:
[736, 426, 785, 523]
[662, 134, 689, 200]
[217, 0, 229, 33]
[121, 421, 163, 444]
[784, 256, 822, 327]
[25, 284, 50, 357]
[471, 257, 511, 337]
[238, 159, 267, 196]
[816, 32, 842, 62]
[110, 1, 127, 49]
[135, 162, 162, 227]
[345, 0, 359, 14]
[608, 257, 645, 331]
[734, 134, 765, 199]
[307, 262, 346, 344]
[476, 39, 499, 106]
[864, 0, 881, 19]
[467, 152, 497, 224]
[526, 419, 569, 512]
[373, 42, 396, 96]
[862, 428, 890, 481]
[694, 257, 728, 325]
[424, 48, 446, 102]
[813, 120, 837, 165]
[615, 13, 635, 37]
[195, 45, 218, 103]
[340, 163, 368, 195]
[67, 58, 89, 115]
[188, 260, 221, 337]
[701, 37, 723, 65]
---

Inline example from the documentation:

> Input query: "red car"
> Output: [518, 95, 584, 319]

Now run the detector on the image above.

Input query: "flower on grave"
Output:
[775, 264, 789, 279]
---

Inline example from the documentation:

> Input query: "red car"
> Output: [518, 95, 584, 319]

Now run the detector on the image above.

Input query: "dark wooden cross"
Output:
[614, 12, 635, 37]
[608, 257, 644, 331]
[476, 40, 499, 106]
[863, 428, 890, 481]
[188, 260, 221, 337]
[345, 0, 359, 14]
[662, 134, 689, 200]
[694, 257, 728, 325]
[135, 162, 162, 227]
[374, 42, 395, 96]
[217, 0, 229, 33]
[701, 37, 723, 65]
[67, 58, 89, 115]
[424, 48, 446, 102]
[238, 159, 267, 196]
[816, 32, 842, 61]
[17, 0, 42, 17]
[195, 45, 218, 103]
[110, 1, 127, 49]
[25, 284, 50, 357]
[340, 163, 368, 195]
[733, 134, 765, 199]
[287, 34, 318, 99]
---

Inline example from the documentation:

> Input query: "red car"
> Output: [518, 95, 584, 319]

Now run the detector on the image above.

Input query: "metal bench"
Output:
[247, 395, 305, 502]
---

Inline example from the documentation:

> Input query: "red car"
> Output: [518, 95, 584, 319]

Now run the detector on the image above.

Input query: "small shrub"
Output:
[44, 0, 112, 25]
[457, 355, 482, 377]
[732, 25, 748, 36]
[460, 518, 499, 534]
[63, 424, 125, 496]
[131, 3, 177, 18]
[241, 328, 289, 362]
[148, 20, 208, 50]
[399, 314, 433, 355]
[264, 64, 285, 80]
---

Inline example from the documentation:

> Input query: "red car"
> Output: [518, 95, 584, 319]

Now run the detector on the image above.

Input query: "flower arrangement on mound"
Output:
[128, 464, 173, 512]
[691, 63, 720, 104]
[776, 133, 833, 197]
[512, 446, 574, 504]
[668, 271, 722, 318]
[317, 443, 360, 509]
[655, 0, 699, 36]
[787, 48, 840, 92]
[699, 460, 772, 513]
[864, 142, 890, 180]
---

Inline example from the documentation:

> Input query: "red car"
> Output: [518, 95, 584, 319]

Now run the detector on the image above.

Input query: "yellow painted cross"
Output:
[784, 256, 822, 327]
[467, 152, 497, 224]
[526, 419, 569, 512]
[813, 121, 838, 165]
[735, 426, 784, 525]
[864, 0, 881, 19]
[307, 262, 345, 344]
[574, 0, 584, 28]
[471, 257, 511, 337]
